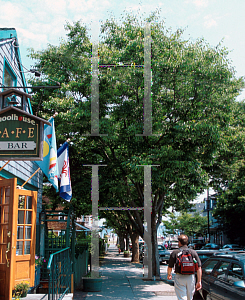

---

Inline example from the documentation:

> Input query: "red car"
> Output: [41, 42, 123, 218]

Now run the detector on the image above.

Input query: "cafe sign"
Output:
[0, 106, 51, 160]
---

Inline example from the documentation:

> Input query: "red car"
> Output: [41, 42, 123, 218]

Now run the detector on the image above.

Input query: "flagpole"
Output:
[19, 167, 41, 188]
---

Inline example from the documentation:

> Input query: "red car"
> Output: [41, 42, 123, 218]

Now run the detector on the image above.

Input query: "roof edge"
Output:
[0, 28, 17, 40]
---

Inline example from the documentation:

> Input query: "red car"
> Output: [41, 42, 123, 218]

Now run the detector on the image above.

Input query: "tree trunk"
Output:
[118, 231, 125, 251]
[130, 232, 139, 262]
[152, 212, 160, 277]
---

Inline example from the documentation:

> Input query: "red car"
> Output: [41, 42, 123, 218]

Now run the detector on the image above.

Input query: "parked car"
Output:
[139, 244, 170, 264]
[200, 243, 221, 250]
[158, 245, 170, 264]
[200, 252, 245, 300]
[221, 244, 243, 251]
[195, 250, 220, 264]
[169, 240, 179, 249]
[188, 239, 206, 250]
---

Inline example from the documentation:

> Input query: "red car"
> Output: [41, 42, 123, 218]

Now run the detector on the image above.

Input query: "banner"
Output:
[57, 141, 72, 201]
[35, 117, 59, 191]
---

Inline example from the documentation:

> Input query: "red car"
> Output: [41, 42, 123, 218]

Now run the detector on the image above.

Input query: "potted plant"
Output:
[83, 272, 103, 292]
[35, 255, 46, 268]
[13, 281, 30, 298]
[124, 250, 131, 257]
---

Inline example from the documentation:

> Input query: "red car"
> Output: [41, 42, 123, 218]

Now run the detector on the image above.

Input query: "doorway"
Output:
[0, 177, 37, 300]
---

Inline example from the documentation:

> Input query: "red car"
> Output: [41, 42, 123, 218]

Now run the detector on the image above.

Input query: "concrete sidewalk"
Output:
[74, 245, 177, 300]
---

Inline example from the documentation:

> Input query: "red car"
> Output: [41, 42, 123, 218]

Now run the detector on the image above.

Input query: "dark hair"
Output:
[178, 234, 188, 246]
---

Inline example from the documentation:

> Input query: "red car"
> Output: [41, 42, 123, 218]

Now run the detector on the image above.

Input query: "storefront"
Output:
[0, 28, 47, 300]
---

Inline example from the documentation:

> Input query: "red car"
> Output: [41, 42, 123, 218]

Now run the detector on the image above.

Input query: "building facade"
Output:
[0, 28, 43, 300]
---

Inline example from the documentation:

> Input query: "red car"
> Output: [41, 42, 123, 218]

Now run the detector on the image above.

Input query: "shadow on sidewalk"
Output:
[72, 245, 205, 300]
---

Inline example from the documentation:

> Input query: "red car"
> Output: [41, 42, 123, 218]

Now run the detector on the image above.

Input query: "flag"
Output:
[35, 117, 59, 192]
[57, 142, 72, 201]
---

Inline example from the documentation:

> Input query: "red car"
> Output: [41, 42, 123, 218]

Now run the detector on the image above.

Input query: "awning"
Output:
[75, 222, 91, 232]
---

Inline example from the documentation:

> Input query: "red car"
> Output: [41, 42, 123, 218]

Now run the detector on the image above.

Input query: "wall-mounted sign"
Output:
[0, 106, 51, 160]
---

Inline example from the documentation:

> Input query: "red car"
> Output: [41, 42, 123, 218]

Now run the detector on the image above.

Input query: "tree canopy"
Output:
[163, 212, 207, 237]
[212, 100, 245, 245]
[28, 11, 244, 275]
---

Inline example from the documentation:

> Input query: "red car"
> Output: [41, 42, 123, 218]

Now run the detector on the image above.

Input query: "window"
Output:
[213, 261, 230, 280]
[202, 259, 220, 275]
[16, 195, 33, 256]
[3, 59, 17, 90]
[58, 212, 66, 221]
[227, 263, 244, 284]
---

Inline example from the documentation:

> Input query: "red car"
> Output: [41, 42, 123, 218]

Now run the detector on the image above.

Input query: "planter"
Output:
[124, 252, 131, 258]
[35, 266, 41, 286]
[83, 278, 102, 292]
[21, 291, 27, 298]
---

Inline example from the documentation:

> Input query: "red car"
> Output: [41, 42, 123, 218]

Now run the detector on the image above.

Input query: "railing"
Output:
[47, 247, 72, 300]
[46, 230, 67, 250]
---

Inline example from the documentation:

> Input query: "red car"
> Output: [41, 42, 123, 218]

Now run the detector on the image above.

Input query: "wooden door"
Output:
[0, 178, 16, 300]
[0, 178, 37, 300]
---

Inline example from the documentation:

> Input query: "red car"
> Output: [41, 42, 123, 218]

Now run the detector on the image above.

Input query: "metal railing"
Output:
[47, 247, 72, 300]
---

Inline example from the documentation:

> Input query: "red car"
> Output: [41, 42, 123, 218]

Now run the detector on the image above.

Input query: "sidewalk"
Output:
[74, 244, 177, 300]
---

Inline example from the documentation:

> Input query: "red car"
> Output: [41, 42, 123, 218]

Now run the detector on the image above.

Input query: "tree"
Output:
[163, 212, 207, 237]
[178, 212, 207, 237]
[212, 101, 245, 245]
[162, 213, 179, 235]
[28, 12, 243, 276]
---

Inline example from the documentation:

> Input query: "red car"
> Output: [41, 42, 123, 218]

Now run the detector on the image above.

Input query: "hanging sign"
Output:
[0, 106, 50, 160]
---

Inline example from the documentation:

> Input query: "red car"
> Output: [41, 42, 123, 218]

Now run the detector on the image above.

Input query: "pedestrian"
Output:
[167, 234, 202, 300]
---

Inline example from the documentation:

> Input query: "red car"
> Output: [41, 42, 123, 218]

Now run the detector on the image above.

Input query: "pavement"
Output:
[73, 244, 178, 300]
[18, 293, 73, 300]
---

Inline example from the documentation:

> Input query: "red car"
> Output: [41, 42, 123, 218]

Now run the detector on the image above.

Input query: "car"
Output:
[200, 251, 245, 300]
[195, 250, 220, 264]
[158, 245, 170, 264]
[169, 240, 179, 249]
[221, 244, 243, 251]
[139, 244, 170, 264]
[200, 243, 221, 250]
[188, 239, 206, 250]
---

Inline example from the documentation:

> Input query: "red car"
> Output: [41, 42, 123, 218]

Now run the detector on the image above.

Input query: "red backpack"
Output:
[176, 249, 198, 275]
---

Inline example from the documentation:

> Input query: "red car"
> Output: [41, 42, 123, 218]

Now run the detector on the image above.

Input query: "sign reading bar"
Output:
[0, 141, 36, 150]
[0, 107, 51, 160]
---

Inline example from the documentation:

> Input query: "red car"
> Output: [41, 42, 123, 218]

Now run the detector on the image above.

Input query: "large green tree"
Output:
[28, 12, 243, 276]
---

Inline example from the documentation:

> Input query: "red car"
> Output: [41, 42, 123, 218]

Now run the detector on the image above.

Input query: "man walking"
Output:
[167, 234, 202, 300]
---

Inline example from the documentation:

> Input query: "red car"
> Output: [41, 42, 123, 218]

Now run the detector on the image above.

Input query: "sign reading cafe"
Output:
[0, 106, 51, 160]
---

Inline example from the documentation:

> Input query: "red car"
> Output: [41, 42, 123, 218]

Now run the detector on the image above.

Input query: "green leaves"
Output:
[163, 212, 208, 237]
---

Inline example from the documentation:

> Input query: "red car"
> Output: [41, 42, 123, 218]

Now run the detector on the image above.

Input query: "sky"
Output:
[0, 0, 244, 101]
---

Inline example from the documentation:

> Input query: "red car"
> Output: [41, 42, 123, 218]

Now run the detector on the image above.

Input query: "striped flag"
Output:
[35, 117, 59, 191]
[57, 142, 72, 201]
